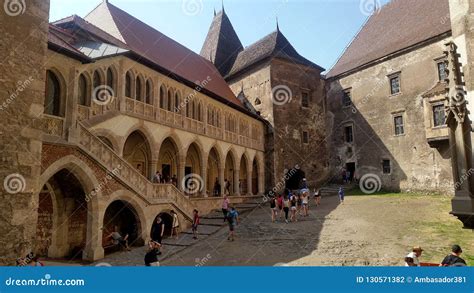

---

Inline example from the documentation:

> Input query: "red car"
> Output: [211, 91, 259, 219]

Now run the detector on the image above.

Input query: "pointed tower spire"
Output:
[214, 7, 216, 16]
[222, 0, 225, 13]
[276, 16, 279, 32]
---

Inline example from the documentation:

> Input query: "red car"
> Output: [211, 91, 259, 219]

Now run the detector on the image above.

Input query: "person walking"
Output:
[222, 195, 230, 222]
[290, 193, 298, 222]
[302, 191, 309, 217]
[277, 194, 284, 219]
[283, 195, 290, 223]
[226, 207, 239, 241]
[338, 186, 345, 204]
[192, 209, 200, 240]
[151, 217, 165, 245]
[270, 195, 278, 223]
[152, 171, 161, 183]
[440, 245, 467, 266]
[314, 189, 321, 206]
[213, 178, 220, 197]
[144, 240, 161, 266]
[224, 179, 230, 195]
[170, 210, 180, 239]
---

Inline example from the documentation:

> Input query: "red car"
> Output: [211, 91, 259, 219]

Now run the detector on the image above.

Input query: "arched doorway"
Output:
[184, 143, 203, 196]
[151, 212, 173, 239]
[158, 137, 179, 183]
[102, 200, 143, 249]
[224, 152, 235, 195]
[252, 158, 259, 195]
[207, 147, 220, 196]
[285, 166, 305, 191]
[36, 169, 88, 260]
[123, 131, 151, 178]
[239, 155, 248, 195]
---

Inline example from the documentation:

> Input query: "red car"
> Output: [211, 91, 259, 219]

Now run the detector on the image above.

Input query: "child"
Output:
[290, 193, 298, 222]
[227, 207, 239, 241]
[302, 191, 309, 217]
[338, 186, 344, 203]
[314, 189, 321, 206]
[270, 196, 278, 222]
[192, 209, 200, 239]
[277, 194, 284, 219]
[283, 195, 290, 223]
[144, 240, 161, 266]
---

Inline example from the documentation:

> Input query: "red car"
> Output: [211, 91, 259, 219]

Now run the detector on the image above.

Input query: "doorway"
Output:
[345, 162, 356, 183]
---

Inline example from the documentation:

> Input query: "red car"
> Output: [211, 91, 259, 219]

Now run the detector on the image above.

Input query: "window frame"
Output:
[302, 130, 309, 144]
[382, 159, 391, 175]
[301, 91, 310, 108]
[393, 114, 405, 136]
[388, 72, 401, 96]
[432, 103, 446, 128]
[342, 88, 352, 107]
[344, 125, 354, 143]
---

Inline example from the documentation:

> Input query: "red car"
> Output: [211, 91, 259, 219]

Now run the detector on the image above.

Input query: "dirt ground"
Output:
[161, 193, 473, 266]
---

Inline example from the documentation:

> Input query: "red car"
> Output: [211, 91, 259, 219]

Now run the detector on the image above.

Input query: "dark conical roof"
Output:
[226, 29, 324, 79]
[200, 10, 243, 76]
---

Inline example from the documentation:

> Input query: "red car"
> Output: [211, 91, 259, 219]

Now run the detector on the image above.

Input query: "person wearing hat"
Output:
[404, 246, 423, 266]
[440, 245, 467, 266]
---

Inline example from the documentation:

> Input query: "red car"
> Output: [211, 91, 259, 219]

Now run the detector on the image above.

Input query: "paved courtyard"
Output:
[87, 192, 473, 267]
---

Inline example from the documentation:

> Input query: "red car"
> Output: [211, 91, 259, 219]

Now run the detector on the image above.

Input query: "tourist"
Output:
[338, 186, 344, 204]
[144, 240, 161, 266]
[152, 171, 161, 183]
[107, 226, 131, 251]
[192, 209, 200, 239]
[341, 168, 346, 183]
[302, 191, 309, 217]
[440, 244, 467, 266]
[404, 246, 423, 267]
[283, 195, 290, 223]
[151, 217, 165, 245]
[277, 194, 284, 219]
[170, 210, 180, 239]
[171, 175, 178, 187]
[346, 170, 352, 184]
[301, 178, 308, 189]
[226, 207, 239, 241]
[290, 193, 298, 222]
[270, 195, 278, 222]
[222, 195, 230, 222]
[314, 189, 321, 206]
[213, 178, 221, 197]
[224, 179, 230, 195]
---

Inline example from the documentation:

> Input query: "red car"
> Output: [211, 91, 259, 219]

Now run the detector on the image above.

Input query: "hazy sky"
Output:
[49, 0, 390, 71]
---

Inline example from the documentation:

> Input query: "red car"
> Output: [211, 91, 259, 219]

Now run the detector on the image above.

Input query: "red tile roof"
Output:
[83, 1, 244, 109]
[327, 0, 451, 78]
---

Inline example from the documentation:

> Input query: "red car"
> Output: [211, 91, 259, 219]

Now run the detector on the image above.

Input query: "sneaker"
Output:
[285, 220, 288, 224]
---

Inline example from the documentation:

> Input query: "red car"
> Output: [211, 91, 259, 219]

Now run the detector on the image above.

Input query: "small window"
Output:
[433, 104, 446, 127]
[136, 77, 142, 101]
[78, 74, 88, 106]
[254, 97, 262, 105]
[394, 115, 404, 135]
[437, 61, 447, 81]
[390, 75, 400, 95]
[125, 72, 132, 98]
[302, 92, 310, 108]
[45, 70, 61, 116]
[344, 125, 353, 143]
[382, 159, 391, 174]
[342, 89, 352, 107]
[145, 80, 152, 104]
[302, 131, 309, 144]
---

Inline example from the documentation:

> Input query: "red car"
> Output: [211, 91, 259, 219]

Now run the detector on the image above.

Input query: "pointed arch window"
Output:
[45, 70, 62, 116]
[159, 86, 166, 109]
[125, 71, 132, 98]
[145, 80, 152, 104]
[106, 67, 115, 93]
[78, 74, 88, 106]
[136, 77, 143, 101]
[197, 102, 202, 121]
[167, 90, 173, 111]
[174, 93, 180, 113]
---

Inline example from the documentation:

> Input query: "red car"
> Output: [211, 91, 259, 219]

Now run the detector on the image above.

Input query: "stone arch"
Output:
[145, 78, 153, 105]
[167, 88, 174, 111]
[125, 70, 134, 98]
[157, 136, 181, 183]
[159, 84, 166, 109]
[106, 65, 118, 95]
[37, 155, 101, 260]
[224, 147, 237, 195]
[151, 210, 174, 238]
[45, 68, 67, 117]
[183, 141, 204, 196]
[123, 130, 153, 178]
[77, 71, 91, 106]
[135, 74, 145, 102]
[239, 152, 249, 195]
[101, 190, 148, 249]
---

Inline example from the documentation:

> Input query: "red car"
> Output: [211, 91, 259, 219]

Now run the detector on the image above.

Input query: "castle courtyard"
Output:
[81, 192, 472, 267]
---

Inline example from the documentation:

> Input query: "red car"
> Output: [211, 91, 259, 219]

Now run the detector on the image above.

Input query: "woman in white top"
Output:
[170, 210, 180, 239]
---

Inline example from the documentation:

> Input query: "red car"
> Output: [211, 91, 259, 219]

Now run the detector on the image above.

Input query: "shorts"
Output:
[302, 202, 308, 206]
[291, 206, 297, 211]
[278, 205, 283, 210]
[228, 222, 235, 231]
[192, 225, 198, 232]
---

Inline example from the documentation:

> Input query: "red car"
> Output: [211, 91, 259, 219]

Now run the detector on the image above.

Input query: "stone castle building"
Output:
[1, 0, 473, 264]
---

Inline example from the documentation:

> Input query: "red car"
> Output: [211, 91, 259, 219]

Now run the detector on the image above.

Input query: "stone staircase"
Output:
[71, 120, 195, 221]
[160, 199, 264, 260]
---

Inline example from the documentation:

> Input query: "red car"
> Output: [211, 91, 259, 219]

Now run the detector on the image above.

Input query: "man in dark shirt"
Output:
[440, 245, 467, 266]
[151, 217, 164, 244]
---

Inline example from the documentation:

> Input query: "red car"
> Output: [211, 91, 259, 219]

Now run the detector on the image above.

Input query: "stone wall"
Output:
[0, 0, 50, 265]
[327, 36, 454, 194]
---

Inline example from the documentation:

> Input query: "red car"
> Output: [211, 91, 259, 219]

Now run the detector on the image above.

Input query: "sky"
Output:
[49, 0, 390, 71]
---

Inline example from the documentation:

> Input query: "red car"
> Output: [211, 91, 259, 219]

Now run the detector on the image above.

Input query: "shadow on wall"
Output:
[326, 81, 407, 192]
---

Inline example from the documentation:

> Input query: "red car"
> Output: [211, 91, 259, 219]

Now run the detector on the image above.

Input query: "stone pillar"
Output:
[83, 201, 104, 261]
[118, 59, 126, 112]
[150, 160, 158, 182]
[65, 68, 78, 139]
[0, 0, 50, 265]
[247, 164, 253, 196]
[233, 168, 240, 196]
[178, 154, 186, 191]
[258, 161, 265, 195]
[201, 155, 208, 197]
[219, 167, 225, 196]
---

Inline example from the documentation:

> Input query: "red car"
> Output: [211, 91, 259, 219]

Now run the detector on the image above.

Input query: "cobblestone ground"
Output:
[84, 193, 471, 266]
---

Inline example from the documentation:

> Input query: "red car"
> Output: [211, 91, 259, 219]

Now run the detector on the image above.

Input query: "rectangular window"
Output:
[382, 159, 391, 174]
[342, 89, 352, 107]
[437, 61, 447, 81]
[344, 125, 353, 143]
[394, 115, 404, 135]
[433, 104, 446, 127]
[389, 75, 400, 95]
[302, 92, 309, 108]
[302, 131, 309, 144]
